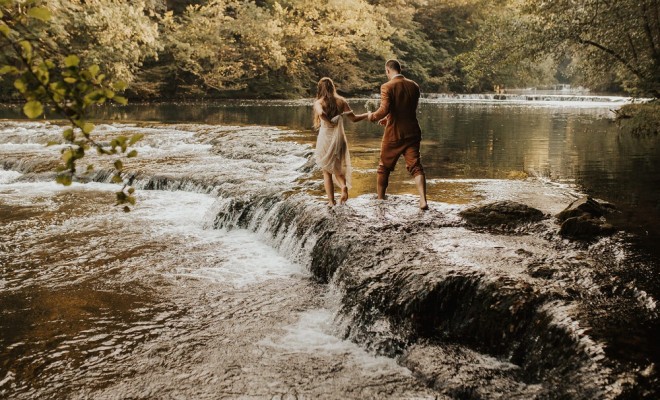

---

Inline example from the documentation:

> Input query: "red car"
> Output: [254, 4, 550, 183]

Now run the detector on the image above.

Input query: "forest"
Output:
[1, 0, 659, 99]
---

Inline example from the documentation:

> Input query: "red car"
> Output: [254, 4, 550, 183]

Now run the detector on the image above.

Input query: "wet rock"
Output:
[459, 201, 545, 229]
[559, 215, 616, 239]
[556, 197, 617, 239]
[556, 196, 615, 222]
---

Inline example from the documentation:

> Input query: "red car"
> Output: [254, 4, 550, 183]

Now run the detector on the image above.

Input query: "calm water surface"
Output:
[84, 99, 660, 249]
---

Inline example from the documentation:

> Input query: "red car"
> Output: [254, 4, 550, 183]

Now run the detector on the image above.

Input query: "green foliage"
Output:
[0, 0, 140, 210]
[616, 102, 660, 136]
[463, 0, 660, 97]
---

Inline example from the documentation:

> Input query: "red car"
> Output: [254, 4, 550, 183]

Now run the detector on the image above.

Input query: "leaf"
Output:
[0, 65, 18, 75]
[114, 159, 123, 171]
[82, 122, 94, 134]
[88, 64, 100, 77]
[128, 187, 135, 194]
[27, 6, 52, 21]
[19, 41, 32, 60]
[112, 81, 128, 91]
[86, 164, 94, 172]
[13, 78, 27, 93]
[123, 206, 131, 212]
[56, 174, 73, 186]
[111, 174, 123, 184]
[61, 148, 73, 164]
[23, 101, 43, 118]
[62, 128, 74, 141]
[46, 141, 60, 147]
[63, 77, 77, 84]
[0, 23, 10, 37]
[64, 55, 80, 68]
[127, 195, 136, 205]
[127, 149, 138, 158]
[128, 133, 144, 145]
[113, 95, 128, 105]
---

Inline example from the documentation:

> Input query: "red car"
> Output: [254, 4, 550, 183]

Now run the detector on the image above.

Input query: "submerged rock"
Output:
[556, 197, 617, 239]
[459, 201, 545, 229]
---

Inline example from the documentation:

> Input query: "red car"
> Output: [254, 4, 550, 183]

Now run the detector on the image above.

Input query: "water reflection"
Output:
[1, 100, 658, 244]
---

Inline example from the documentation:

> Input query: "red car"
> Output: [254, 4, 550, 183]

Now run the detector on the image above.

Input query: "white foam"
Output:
[0, 170, 21, 184]
[261, 308, 411, 372]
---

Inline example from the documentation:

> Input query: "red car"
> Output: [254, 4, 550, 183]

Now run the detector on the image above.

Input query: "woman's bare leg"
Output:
[336, 174, 349, 204]
[323, 171, 335, 206]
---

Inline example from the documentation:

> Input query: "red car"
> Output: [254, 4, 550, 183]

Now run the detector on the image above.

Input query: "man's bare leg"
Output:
[377, 169, 390, 200]
[323, 171, 335, 206]
[336, 174, 349, 204]
[415, 173, 428, 210]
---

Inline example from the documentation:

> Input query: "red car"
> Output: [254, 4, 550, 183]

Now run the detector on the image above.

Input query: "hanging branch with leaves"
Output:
[0, 0, 141, 211]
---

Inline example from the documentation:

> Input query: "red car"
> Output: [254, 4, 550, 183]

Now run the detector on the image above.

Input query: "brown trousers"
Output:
[377, 136, 424, 185]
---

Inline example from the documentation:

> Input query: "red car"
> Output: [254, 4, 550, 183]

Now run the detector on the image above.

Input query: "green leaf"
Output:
[27, 6, 52, 21]
[46, 141, 60, 147]
[64, 55, 80, 68]
[13, 78, 27, 93]
[82, 122, 94, 134]
[0, 65, 18, 75]
[88, 64, 100, 77]
[112, 174, 123, 184]
[56, 174, 72, 186]
[62, 128, 74, 141]
[0, 23, 10, 37]
[127, 149, 138, 158]
[61, 148, 73, 164]
[113, 95, 128, 105]
[128, 187, 135, 194]
[114, 159, 123, 171]
[19, 41, 32, 59]
[127, 195, 136, 205]
[128, 133, 144, 145]
[23, 101, 43, 118]
[112, 81, 128, 91]
[86, 164, 94, 172]
[63, 77, 77, 84]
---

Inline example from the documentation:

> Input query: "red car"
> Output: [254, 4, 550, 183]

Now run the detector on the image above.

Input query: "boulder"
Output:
[459, 201, 545, 228]
[556, 197, 617, 239]
[560, 215, 616, 239]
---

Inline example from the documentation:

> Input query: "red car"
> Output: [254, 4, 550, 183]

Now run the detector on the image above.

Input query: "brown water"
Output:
[1, 98, 658, 398]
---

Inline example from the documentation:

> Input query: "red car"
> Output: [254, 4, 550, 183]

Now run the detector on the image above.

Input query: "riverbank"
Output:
[616, 102, 660, 136]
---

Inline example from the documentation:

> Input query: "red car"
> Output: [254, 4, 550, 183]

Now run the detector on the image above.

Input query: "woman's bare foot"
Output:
[420, 201, 429, 210]
[327, 199, 336, 207]
[340, 187, 349, 204]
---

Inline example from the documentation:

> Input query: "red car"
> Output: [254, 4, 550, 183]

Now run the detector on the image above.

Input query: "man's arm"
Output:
[369, 84, 390, 122]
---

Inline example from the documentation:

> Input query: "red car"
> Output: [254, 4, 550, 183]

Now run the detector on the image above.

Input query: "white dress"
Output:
[314, 108, 353, 189]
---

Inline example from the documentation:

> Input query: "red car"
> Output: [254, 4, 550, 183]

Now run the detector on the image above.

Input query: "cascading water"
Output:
[1, 117, 658, 399]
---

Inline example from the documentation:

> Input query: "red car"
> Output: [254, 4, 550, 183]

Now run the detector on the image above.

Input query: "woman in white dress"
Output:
[313, 77, 368, 206]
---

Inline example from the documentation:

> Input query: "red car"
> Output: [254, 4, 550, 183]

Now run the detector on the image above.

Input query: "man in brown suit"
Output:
[368, 59, 428, 210]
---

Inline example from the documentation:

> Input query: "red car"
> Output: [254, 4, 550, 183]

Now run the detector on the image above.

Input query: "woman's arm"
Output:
[345, 111, 368, 122]
[341, 100, 368, 122]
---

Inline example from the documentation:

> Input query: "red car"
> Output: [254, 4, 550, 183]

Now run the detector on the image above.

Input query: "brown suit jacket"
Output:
[369, 75, 422, 142]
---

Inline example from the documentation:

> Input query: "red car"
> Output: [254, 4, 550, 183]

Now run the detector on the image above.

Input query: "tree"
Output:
[463, 0, 660, 97]
[0, 0, 141, 210]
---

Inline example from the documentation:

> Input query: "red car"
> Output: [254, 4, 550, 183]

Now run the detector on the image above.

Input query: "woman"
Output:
[313, 77, 368, 206]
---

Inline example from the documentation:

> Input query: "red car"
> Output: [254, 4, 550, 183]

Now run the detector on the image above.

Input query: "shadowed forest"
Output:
[1, 0, 659, 99]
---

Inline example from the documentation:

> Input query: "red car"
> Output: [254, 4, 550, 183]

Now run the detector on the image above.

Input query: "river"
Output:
[0, 96, 658, 399]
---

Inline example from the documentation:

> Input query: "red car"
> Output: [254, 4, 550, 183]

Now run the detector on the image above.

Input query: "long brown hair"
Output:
[313, 77, 344, 129]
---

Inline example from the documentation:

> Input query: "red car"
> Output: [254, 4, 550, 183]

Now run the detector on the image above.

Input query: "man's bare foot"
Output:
[420, 202, 429, 210]
[327, 200, 336, 207]
[340, 187, 349, 204]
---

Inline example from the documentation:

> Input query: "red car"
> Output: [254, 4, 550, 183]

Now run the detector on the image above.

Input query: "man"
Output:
[368, 59, 428, 210]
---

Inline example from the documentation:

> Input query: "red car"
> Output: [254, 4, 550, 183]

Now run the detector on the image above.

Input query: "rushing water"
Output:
[0, 97, 658, 399]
